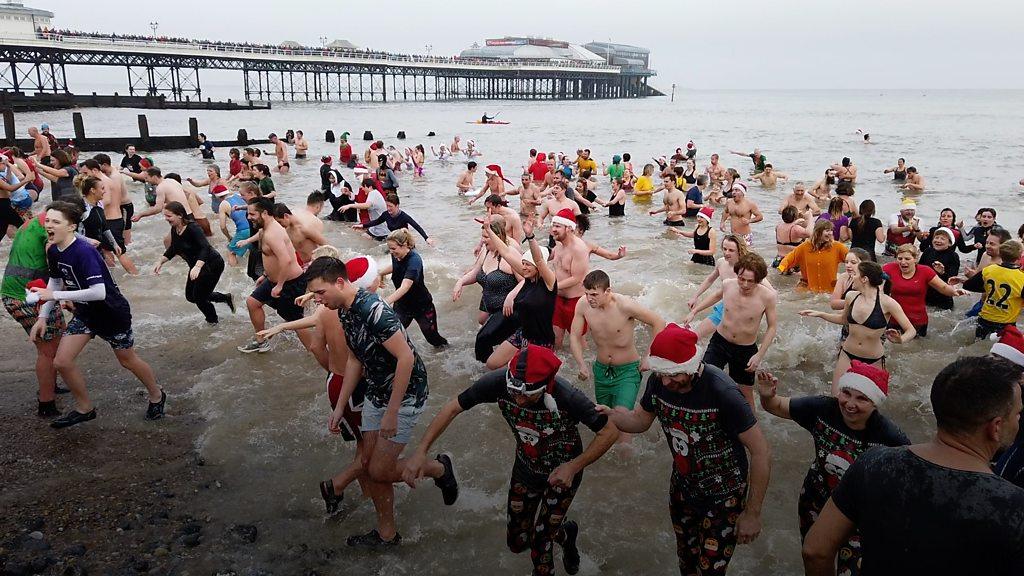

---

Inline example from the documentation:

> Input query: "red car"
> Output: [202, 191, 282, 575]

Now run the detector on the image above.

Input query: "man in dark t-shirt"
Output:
[603, 323, 771, 576]
[404, 344, 618, 576]
[803, 356, 1024, 576]
[684, 175, 706, 218]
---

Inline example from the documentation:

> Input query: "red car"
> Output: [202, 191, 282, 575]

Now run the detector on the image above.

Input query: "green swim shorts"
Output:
[593, 360, 643, 409]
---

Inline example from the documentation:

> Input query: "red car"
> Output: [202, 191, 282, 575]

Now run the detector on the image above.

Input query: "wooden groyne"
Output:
[1, 110, 271, 153]
[0, 91, 271, 113]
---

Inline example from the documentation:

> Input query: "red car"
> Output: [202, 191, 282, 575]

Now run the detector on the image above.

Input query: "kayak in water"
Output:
[466, 120, 511, 125]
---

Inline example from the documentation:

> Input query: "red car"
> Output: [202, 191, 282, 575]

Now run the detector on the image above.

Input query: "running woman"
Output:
[154, 201, 235, 324]
[404, 344, 618, 576]
[31, 201, 165, 428]
[757, 364, 910, 576]
[379, 229, 449, 349]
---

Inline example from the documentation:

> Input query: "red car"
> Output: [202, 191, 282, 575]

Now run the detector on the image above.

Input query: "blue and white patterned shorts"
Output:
[66, 316, 135, 350]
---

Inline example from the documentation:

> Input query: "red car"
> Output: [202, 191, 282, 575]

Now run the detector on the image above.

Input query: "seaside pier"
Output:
[0, 5, 659, 105]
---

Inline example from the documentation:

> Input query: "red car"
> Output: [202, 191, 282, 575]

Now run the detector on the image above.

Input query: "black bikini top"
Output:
[848, 288, 887, 330]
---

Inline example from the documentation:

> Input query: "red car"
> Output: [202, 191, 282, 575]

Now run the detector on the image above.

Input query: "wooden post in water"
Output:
[138, 114, 150, 144]
[3, 109, 15, 144]
[72, 112, 86, 142]
[188, 117, 199, 143]
[671, 83, 676, 102]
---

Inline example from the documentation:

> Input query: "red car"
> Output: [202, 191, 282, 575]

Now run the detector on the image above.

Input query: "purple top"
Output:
[818, 213, 850, 241]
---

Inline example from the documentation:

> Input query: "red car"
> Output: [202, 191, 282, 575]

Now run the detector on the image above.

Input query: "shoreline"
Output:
[0, 337, 259, 575]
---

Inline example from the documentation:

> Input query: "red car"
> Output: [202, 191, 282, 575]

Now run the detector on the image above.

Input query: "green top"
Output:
[1, 216, 48, 300]
[259, 177, 275, 195]
[607, 162, 625, 181]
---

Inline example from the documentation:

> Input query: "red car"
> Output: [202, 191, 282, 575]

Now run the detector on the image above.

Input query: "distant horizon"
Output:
[20, 0, 1024, 90]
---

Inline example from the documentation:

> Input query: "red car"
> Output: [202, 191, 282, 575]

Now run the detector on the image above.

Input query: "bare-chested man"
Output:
[133, 168, 192, 249]
[685, 253, 778, 407]
[778, 182, 821, 216]
[749, 164, 788, 188]
[901, 166, 925, 192]
[272, 203, 328, 265]
[506, 172, 541, 226]
[570, 270, 665, 441]
[28, 127, 49, 160]
[268, 133, 290, 174]
[538, 180, 581, 225]
[548, 208, 590, 348]
[468, 164, 510, 204]
[238, 197, 313, 354]
[687, 235, 774, 339]
[294, 130, 309, 159]
[456, 161, 477, 195]
[706, 153, 728, 190]
[648, 174, 687, 227]
[721, 183, 763, 246]
[483, 194, 524, 243]
[80, 158, 138, 275]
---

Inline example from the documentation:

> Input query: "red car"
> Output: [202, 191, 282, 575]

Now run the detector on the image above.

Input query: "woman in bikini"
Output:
[773, 205, 811, 268]
[800, 260, 916, 395]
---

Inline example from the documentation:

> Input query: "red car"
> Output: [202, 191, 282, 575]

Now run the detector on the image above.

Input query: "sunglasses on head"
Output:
[505, 370, 544, 396]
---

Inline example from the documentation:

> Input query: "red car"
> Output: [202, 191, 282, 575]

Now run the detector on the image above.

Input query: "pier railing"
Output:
[23, 31, 621, 72]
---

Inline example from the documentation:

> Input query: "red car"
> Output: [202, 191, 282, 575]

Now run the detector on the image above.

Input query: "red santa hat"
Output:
[485, 164, 513, 185]
[508, 344, 562, 412]
[321, 155, 333, 164]
[991, 325, 1024, 367]
[697, 206, 714, 223]
[551, 208, 577, 230]
[837, 361, 889, 406]
[731, 181, 748, 195]
[211, 184, 230, 197]
[345, 256, 378, 290]
[647, 323, 702, 375]
[686, 140, 695, 149]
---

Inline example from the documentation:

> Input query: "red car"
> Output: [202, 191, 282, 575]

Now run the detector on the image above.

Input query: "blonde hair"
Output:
[487, 215, 508, 245]
[387, 228, 416, 249]
[722, 234, 750, 259]
[73, 172, 91, 191]
[311, 244, 341, 260]
[895, 244, 920, 259]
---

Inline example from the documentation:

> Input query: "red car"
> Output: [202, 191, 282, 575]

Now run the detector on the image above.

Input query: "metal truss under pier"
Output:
[0, 37, 658, 102]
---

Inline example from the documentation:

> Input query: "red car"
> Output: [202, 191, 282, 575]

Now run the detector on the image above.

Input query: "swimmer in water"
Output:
[900, 167, 925, 192]
[883, 158, 908, 181]
[456, 161, 477, 195]
[749, 164, 789, 188]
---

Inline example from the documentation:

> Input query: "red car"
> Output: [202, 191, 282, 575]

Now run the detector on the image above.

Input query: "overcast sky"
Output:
[36, 0, 1022, 90]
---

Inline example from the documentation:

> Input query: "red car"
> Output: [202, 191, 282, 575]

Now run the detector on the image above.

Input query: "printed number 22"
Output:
[985, 280, 1012, 310]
